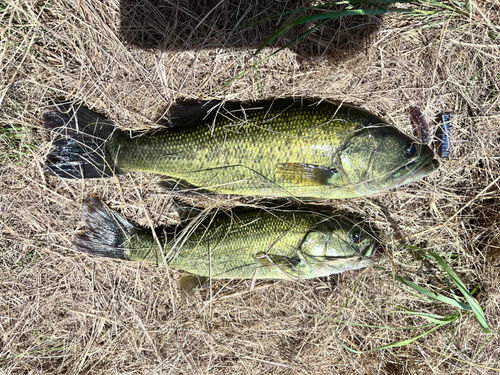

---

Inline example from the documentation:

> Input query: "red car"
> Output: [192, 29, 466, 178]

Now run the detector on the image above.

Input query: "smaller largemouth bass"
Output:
[75, 198, 383, 293]
[43, 99, 439, 200]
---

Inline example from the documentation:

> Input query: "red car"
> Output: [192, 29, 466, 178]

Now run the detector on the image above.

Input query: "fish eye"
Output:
[404, 143, 418, 158]
[349, 228, 363, 244]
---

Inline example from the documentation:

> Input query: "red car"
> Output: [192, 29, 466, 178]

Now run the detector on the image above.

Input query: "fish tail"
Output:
[74, 198, 166, 264]
[42, 102, 122, 179]
[73, 197, 137, 260]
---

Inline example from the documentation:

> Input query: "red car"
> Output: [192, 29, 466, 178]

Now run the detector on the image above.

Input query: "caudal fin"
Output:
[42, 102, 121, 179]
[73, 197, 138, 260]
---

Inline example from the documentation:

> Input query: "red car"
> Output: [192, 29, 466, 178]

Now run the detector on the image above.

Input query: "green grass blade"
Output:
[241, 0, 430, 30]
[222, 19, 330, 88]
[396, 306, 459, 324]
[425, 251, 489, 333]
[392, 273, 472, 310]
[256, 7, 424, 54]
[337, 323, 446, 353]
[226, 0, 469, 88]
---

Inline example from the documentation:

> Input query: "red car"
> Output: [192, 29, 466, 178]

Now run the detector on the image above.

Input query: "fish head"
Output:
[297, 218, 383, 277]
[335, 125, 439, 195]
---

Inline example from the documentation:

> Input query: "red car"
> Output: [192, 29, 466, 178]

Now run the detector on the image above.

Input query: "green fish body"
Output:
[75, 198, 382, 287]
[44, 99, 438, 199]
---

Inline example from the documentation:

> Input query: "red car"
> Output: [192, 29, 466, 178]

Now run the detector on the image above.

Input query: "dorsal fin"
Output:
[163, 100, 221, 129]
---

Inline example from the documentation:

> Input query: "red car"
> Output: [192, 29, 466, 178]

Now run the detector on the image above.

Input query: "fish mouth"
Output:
[391, 154, 439, 187]
[413, 157, 439, 178]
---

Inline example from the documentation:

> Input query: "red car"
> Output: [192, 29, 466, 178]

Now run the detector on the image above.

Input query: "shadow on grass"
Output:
[120, 0, 381, 60]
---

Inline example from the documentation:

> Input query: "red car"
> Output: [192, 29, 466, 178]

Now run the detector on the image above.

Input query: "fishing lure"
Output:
[410, 107, 431, 144]
[436, 113, 451, 159]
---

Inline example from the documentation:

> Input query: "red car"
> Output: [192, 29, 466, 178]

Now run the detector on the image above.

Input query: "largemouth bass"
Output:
[75, 198, 382, 292]
[43, 99, 438, 199]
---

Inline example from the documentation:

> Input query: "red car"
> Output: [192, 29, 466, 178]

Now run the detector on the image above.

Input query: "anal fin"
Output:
[275, 163, 337, 186]
[178, 274, 209, 296]
[172, 200, 206, 223]
[255, 253, 301, 274]
[158, 177, 215, 195]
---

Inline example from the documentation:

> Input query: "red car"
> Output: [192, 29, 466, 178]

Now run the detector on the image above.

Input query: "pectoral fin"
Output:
[255, 253, 301, 274]
[275, 163, 337, 186]
[178, 274, 209, 296]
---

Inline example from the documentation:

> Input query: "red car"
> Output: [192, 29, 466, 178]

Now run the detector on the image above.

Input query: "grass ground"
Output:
[1, 0, 499, 373]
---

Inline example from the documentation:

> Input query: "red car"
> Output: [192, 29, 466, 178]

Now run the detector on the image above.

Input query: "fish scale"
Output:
[114, 100, 371, 196]
[123, 210, 316, 279]
[165, 210, 313, 279]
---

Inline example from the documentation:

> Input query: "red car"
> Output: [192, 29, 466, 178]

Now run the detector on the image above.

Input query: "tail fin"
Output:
[73, 197, 139, 260]
[42, 102, 122, 179]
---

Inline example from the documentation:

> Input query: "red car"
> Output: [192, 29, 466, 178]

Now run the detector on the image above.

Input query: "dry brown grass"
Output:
[1, 0, 500, 373]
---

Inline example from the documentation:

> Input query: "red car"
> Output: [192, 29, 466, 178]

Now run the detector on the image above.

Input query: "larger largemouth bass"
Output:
[75, 198, 382, 292]
[43, 99, 438, 199]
